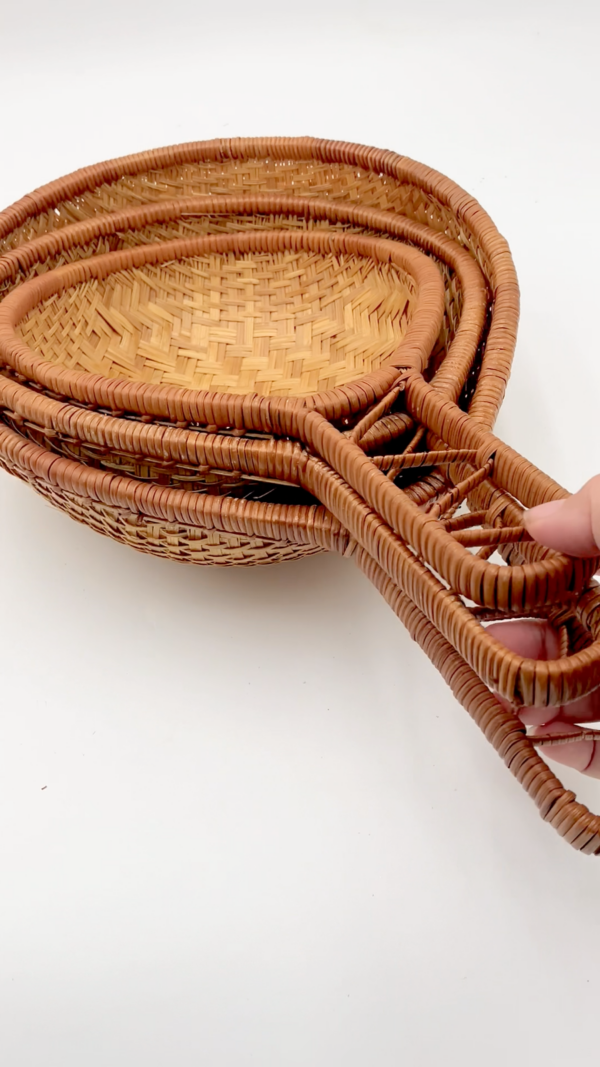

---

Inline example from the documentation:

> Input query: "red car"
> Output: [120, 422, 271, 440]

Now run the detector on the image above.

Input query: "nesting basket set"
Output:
[1, 136, 599, 851]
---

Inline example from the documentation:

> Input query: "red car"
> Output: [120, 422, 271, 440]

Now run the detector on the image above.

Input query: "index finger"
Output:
[486, 619, 600, 726]
[487, 619, 600, 778]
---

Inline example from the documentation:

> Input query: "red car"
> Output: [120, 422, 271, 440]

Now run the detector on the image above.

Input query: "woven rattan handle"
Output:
[353, 545, 600, 855]
[280, 390, 600, 713]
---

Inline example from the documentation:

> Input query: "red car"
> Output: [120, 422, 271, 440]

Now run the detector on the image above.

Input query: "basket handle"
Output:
[353, 542, 600, 855]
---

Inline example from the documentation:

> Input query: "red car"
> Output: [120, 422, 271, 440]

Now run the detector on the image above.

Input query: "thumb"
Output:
[523, 475, 600, 557]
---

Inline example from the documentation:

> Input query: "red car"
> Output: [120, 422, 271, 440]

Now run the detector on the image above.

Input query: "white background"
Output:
[1, 2, 599, 1064]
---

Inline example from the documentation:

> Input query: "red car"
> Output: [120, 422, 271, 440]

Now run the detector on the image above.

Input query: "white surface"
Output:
[1, 3, 600, 1065]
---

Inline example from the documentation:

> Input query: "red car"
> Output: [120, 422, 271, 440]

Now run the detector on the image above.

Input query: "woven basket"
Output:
[0, 192, 488, 482]
[0, 137, 517, 428]
[0, 226, 445, 416]
[0, 136, 512, 567]
[0, 186, 490, 568]
[0, 193, 486, 402]
[2, 138, 600, 851]
[1, 222, 598, 683]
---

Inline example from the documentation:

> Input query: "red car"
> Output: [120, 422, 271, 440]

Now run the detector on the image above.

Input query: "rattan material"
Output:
[0, 137, 518, 428]
[1, 227, 597, 707]
[0, 135, 513, 576]
[0, 228, 444, 410]
[0, 224, 594, 609]
[17, 249, 416, 398]
[2, 138, 599, 853]
[2, 419, 600, 823]
[0, 194, 488, 510]
[0, 192, 488, 410]
[0, 137, 504, 543]
[0, 190, 481, 566]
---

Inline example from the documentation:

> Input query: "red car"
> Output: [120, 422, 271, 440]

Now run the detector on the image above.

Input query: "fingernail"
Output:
[523, 499, 567, 530]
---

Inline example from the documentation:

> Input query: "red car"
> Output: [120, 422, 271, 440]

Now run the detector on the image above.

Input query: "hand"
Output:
[488, 476, 600, 777]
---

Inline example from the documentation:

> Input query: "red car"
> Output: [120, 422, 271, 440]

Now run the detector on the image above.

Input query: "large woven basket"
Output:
[0, 195, 486, 482]
[2, 137, 600, 852]
[0, 167, 493, 565]
[0, 137, 517, 427]
[1, 220, 597, 691]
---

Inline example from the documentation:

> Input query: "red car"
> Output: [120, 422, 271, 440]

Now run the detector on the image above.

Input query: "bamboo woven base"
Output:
[1, 228, 444, 410]
[0, 194, 480, 409]
[15, 474, 324, 566]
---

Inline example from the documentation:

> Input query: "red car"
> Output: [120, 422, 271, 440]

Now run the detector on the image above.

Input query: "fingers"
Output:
[523, 474, 600, 556]
[486, 620, 600, 726]
[486, 619, 600, 777]
[530, 722, 600, 778]
[486, 618, 560, 664]
[489, 476, 600, 777]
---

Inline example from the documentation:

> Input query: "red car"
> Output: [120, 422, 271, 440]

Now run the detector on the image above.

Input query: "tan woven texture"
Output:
[0, 193, 485, 508]
[0, 202, 466, 400]
[18, 250, 415, 397]
[1, 137, 599, 854]
[0, 137, 518, 427]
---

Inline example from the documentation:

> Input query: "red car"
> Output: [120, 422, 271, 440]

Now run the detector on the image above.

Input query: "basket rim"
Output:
[0, 192, 487, 503]
[0, 226, 446, 422]
[0, 136, 519, 429]
[0, 191, 489, 430]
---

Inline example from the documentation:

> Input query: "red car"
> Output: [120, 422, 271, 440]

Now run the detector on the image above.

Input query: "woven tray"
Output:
[0, 193, 487, 408]
[1, 227, 445, 415]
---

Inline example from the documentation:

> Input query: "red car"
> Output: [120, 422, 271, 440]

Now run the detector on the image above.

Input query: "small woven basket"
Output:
[1, 137, 599, 852]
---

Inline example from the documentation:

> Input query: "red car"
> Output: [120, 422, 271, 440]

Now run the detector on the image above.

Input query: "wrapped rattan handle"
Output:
[279, 390, 600, 713]
[354, 545, 600, 855]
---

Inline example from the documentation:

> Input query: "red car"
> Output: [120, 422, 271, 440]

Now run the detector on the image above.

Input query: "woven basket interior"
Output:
[0, 157, 479, 264]
[0, 138, 518, 430]
[17, 248, 415, 397]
